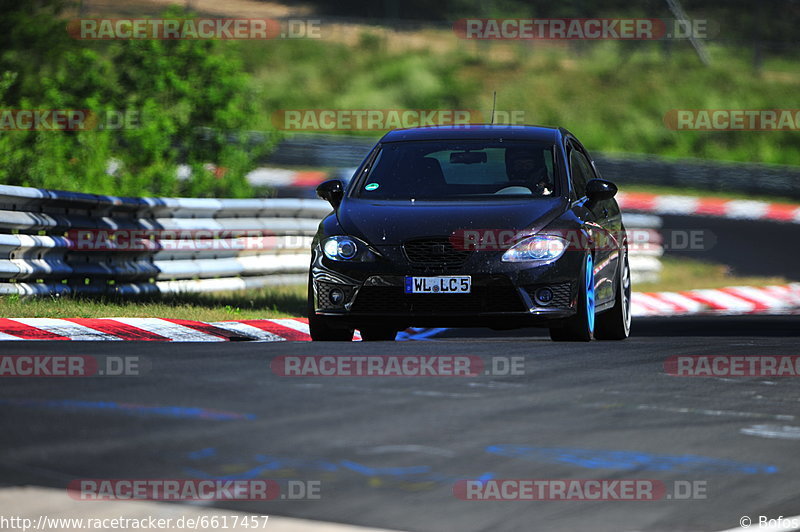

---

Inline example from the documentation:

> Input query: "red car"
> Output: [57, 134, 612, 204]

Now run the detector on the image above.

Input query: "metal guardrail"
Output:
[624, 213, 663, 284]
[0, 184, 325, 296]
[0, 184, 660, 296]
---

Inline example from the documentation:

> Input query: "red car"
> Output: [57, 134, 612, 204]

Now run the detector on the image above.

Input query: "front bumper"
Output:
[311, 245, 583, 328]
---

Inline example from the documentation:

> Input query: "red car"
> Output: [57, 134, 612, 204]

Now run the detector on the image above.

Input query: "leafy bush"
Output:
[0, 2, 268, 197]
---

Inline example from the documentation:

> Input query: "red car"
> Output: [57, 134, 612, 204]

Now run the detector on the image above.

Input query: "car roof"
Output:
[379, 124, 569, 143]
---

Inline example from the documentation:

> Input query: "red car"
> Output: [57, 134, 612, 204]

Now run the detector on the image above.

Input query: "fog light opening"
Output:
[329, 288, 345, 306]
[534, 287, 554, 306]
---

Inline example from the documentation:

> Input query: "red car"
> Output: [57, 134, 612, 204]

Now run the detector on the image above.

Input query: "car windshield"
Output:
[356, 140, 556, 200]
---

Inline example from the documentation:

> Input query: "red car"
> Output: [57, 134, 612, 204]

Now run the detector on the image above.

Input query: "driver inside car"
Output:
[506, 149, 553, 196]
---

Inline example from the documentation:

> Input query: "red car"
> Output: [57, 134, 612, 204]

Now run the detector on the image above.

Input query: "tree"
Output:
[0, 1, 268, 197]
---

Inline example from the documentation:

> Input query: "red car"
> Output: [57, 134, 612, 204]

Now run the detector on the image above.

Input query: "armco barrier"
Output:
[0, 184, 326, 296]
[616, 191, 800, 223]
[622, 213, 663, 284]
[0, 184, 659, 296]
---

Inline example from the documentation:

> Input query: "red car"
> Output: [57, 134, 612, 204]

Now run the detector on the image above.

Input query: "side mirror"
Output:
[316, 179, 344, 210]
[585, 179, 617, 206]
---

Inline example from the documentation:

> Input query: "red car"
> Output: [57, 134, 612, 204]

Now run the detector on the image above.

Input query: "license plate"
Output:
[404, 276, 471, 294]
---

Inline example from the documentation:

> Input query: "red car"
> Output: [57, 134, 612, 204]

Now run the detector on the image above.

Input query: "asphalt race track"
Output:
[1, 315, 799, 532]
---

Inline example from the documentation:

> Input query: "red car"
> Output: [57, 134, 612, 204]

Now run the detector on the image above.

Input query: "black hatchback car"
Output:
[308, 125, 631, 342]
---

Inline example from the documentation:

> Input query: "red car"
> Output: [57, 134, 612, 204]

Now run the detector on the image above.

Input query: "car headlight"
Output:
[321, 236, 376, 262]
[501, 235, 568, 262]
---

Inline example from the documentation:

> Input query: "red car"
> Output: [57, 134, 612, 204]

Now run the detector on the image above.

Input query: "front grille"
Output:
[351, 285, 525, 314]
[316, 281, 355, 310]
[402, 237, 471, 271]
[524, 282, 572, 308]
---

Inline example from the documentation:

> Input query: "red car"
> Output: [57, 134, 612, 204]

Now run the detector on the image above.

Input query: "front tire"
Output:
[595, 246, 632, 340]
[549, 253, 595, 342]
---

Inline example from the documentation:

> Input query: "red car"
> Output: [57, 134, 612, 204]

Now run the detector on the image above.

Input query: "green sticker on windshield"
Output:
[365, 183, 380, 191]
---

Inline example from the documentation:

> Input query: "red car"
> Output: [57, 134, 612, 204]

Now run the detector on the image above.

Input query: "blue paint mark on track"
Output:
[0, 399, 255, 421]
[185, 451, 495, 486]
[485, 445, 778, 474]
[396, 328, 449, 341]
[188, 447, 217, 459]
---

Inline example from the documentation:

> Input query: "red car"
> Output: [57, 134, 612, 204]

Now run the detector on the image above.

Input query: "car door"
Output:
[567, 140, 616, 306]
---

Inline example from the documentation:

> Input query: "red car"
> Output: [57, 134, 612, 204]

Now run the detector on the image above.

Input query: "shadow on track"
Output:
[631, 315, 800, 337]
[428, 315, 800, 339]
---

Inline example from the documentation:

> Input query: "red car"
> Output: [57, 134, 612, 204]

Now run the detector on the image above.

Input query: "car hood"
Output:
[336, 197, 568, 246]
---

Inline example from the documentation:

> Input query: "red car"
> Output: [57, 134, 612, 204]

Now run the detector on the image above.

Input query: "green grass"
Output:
[477, 41, 800, 166]
[0, 285, 306, 321]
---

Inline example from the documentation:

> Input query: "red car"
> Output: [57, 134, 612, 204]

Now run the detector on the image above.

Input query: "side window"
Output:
[580, 151, 599, 181]
[568, 149, 590, 199]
